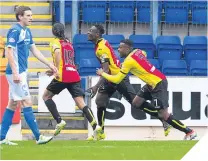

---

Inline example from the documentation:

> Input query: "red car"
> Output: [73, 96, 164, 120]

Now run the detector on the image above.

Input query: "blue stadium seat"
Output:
[163, 1, 189, 24]
[73, 34, 95, 65]
[54, 1, 60, 22]
[162, 60, 188, 76]
[183, 36, 207, 66]
[81, 78, 86, 90]
[81, 1, 107, 23]
[148, 59, 160, 70]
[73, 34, 94, 48]
[79, 58, 101, 76]
[190, 60, 208, 76]
[54, 1, 72, 23]
[190, 1, 207, 24]
[109, 1, 134, 22]
[136, 1, 162, 23]
[103, 34, 125, 49]
[129, 35, 156, 59]
[156, 36, 183, 65]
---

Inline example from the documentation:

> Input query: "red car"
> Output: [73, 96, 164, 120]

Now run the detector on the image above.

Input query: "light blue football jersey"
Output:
[6, 23, 34, 74]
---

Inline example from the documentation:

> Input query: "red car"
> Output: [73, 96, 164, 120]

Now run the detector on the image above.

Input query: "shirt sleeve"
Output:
[6, 29, 19, 48]
[101, 71, 126, 84]
[120, 58, 132, 74]
[96, 46, 110, 64]
[50, 39, 61, 55]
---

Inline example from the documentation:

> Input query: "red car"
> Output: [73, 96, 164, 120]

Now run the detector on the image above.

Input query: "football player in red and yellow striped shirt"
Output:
[87, 25, 136, 140]
[97, 39, 197, 140]
[42, 23, 98, 137]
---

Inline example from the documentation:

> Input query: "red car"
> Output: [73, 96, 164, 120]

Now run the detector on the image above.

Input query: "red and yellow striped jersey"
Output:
[121, 49, 166, 88]
[95, 38, 120, 75]
[50, 38, 80, 83]
[102, 49, 166, 88]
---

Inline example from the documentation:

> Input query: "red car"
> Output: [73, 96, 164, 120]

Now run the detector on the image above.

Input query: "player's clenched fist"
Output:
[96, 68, 103, 76]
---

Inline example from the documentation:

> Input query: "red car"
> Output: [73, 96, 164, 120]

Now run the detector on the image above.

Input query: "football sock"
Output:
[23, 107, 40, 141]
[44, 99, 62, 124]
[0, 108, 14, 140]
[83, 106, 97, 130]
[97, 106, 106, 131]
[166, 114, 192, 134]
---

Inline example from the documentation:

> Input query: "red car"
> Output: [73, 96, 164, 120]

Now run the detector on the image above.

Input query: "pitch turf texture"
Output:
[1, 140, 197, 160]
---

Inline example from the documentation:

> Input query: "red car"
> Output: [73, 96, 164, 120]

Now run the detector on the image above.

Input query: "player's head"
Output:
[52, 23, 67, 41]
[15, 6, 32, 26]
[87, 25, 105, 42]
[118, 39, 133, 58]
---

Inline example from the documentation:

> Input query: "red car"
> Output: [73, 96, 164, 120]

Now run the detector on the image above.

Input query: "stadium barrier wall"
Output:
[38, 75, 76, 113]
[89, 76, 208, 140]
[0, 75, 22, 140]
[5, 76, 208, 140]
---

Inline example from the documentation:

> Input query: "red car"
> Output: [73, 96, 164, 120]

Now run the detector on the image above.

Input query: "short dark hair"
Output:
[15, 6, 31, 21]
[94, 24, 105, 35]
[120, 39, 133, 48]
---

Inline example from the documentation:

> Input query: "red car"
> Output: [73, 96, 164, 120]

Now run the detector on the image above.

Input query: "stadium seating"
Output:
[80, 78, 86, 91]
[81, 1, 107, 23]
[136, 1, 150, 23]
[79, 58, 100, 76]
[163, 1, 189, 24]
[148, 59, 160, 70]
[190, 60, 207, 76]
[129, 35, 156, 59]
[109, 1, 134, 22]
[103, 34, 124, 60]
[136, 1, 162, 23]
[53, 1, 208, 25]
[162, 60, 188, 76]
[183, 36, 207, 66]
[54, 1, 72, 23]
[52, 1, 208, 77]
[190, 1, 207, 24]
[103, 34, 125, 49]
[73, 34, 95, 65]
[156, 36, 183, 65]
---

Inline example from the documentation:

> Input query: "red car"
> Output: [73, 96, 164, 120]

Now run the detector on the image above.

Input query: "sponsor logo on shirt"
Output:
[66, 67, 76, 71]
[9, 38, 15, 43]
[24, 39, 30, 45]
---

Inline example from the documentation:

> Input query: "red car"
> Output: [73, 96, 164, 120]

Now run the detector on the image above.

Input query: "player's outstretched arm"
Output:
[30, 44, 58, 74]
[96, 68, 126, 84]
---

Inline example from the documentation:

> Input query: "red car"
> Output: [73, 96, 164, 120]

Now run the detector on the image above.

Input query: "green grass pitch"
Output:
[1, 140, 197, 160]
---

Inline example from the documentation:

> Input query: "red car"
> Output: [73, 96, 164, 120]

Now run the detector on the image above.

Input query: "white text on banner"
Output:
[91, 76, 208, 126]
[38, 75, 76, 113]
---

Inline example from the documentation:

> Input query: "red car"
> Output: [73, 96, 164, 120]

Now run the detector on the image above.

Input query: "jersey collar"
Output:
[17, 23, 27, 30]
[96, 38, 103, 45]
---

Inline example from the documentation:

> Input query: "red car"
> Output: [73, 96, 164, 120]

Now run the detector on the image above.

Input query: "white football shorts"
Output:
[6, 72, 31, 101]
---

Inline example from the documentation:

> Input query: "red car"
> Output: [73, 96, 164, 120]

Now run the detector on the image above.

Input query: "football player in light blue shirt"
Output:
[0, 6, 58, 145]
